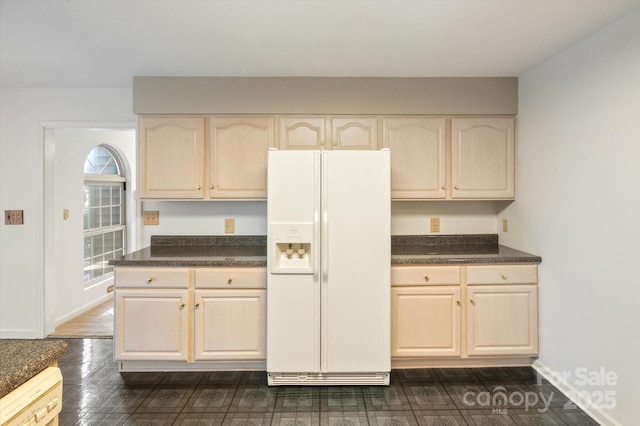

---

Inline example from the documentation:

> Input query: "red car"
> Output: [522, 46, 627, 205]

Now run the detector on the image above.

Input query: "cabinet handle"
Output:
[332, 141, 337, 146]
[454, 185, 460, 190]
[456, 300, 461, 306]
[146, 277, 154, 284]
[195, 302, 200, 308]
[424, 275, 429, 282]
[441, 185, 446, 190]
[210, 185, 214, 190]
[227, 278, 233, 285]
[470, 299, 475, 305]
[196, 185, 201, 190]
[180, 302, 185, 309]
[320, 141, 325, 146]
[501, 273, 507, 280]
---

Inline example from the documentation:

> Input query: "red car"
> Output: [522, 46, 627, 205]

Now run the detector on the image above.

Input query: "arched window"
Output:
[83, 145, 126, 286]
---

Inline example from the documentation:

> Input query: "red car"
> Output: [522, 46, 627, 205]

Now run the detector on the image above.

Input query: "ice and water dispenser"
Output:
[270, 223, 313, 274]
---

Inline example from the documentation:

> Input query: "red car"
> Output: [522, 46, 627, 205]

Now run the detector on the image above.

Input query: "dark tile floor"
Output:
[54, 339, 598, 425]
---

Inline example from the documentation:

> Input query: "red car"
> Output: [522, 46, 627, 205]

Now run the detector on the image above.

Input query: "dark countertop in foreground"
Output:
[110, 234, 540, 267]
[110, 236, 268, 267]
[0, 339, 68, 398]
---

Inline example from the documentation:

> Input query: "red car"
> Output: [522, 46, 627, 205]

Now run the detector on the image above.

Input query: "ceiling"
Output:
[1, 0, 639, 88]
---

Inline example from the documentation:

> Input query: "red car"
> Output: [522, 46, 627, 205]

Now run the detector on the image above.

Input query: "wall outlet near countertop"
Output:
[430, 217, 440, 233]
[225, 218, 235, 234]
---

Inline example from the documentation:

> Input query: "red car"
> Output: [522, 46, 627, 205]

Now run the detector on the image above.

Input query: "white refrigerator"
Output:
[266, 149, 390, 386]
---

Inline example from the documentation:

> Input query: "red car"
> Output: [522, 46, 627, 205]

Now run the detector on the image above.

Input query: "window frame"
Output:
[82, 145, 127, 289]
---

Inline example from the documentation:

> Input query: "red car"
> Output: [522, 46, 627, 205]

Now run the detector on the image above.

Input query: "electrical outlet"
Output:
[5, 210, 24, 225]
[225, 218, 235, 234]
[503, 219, 509, 233]
[143, 210, 159, 225]
[430, 217, 440, 233]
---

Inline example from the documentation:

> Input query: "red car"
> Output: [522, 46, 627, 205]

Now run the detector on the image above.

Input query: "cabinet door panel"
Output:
[391, 286, 461, 357]
[195, 289, 266, 360]
[139, 117, 205, 199]
[383, 117, 446, 198]
[451, 117, 515, 199]
[331, 117, 378, 150]
[467, 285, 538, 356]
[279, 117, 327, 149]
[209, 117, 274, 198]
[114, 289, 189, 361]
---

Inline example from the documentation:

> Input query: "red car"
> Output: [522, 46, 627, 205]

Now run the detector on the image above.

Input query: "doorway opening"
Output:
[43, 125, 137, 338]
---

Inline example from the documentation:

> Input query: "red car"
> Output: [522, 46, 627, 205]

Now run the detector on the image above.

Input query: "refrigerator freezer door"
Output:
[267, 151, 321, 373]
[322, 150, 391, 373]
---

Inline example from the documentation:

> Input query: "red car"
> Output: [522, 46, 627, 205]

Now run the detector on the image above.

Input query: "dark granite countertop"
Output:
[391, 234, 541, 265]
[0, 339, 68, 398]
[109, 234, 540, 267]
[109, 235, 267, 267]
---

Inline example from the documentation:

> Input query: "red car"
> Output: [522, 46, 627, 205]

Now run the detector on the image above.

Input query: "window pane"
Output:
[100, 207, 111, 227]
[112, 188, 121, 205]
[84, 236, 92, 258]
[115, 231, 124, 250]
[105, 232, 115, 252]
[112, 206, 121, 226]
[89, 208, 99, 229]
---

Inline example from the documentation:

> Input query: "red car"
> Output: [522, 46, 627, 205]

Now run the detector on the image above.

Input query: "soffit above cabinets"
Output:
[133, 77, 518, 116]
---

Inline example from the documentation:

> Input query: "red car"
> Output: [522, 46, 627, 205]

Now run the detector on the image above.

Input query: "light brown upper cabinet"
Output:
[139, 116, 275, 199]
[382, 117, 447, 199]
[139, 116, 206, 199]
[279, 116, 378, 150]
[208, 117, 275, 199]
[383, 116, 515, 200]
[451, 117, 515, 199]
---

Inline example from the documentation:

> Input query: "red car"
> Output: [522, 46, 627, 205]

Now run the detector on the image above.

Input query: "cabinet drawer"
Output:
[466, 264, 538, 285]
[391, 266, 461, 286]
[195, 268, 267, 289]
[115, 267, 191, 288]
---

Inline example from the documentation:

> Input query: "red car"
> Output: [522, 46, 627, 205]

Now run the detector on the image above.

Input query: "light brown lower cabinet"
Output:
[113, 267, 266, 370]
[391, 264, 539, 366]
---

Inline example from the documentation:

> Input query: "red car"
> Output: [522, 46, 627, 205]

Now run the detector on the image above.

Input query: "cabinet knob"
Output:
[227, 278, 233, 285]
[470, 299, 475, 305]
[501, 273, 507, 280]
[196, 185, 201, 190]
[180, 302, 185, 309]
[424, 275, 429, 282]
[320, 141, 325, 146]
[146, 277, 154, 284]
[210, 184, 214, 190]
[454, 185, 460, 190]
[456, 300, 461, 306]
[441, 185, 446, 190]
[332, 141, 337, 146]
[195, 302, 200, 308]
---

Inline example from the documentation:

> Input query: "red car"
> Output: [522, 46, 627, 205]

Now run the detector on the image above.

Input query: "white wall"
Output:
[0, 88, 135, 338]
[392, 201, 499, 235]
[499, 8, 640, 425]
[50, 128, 136, 328]
[140, 201, 267, 246]
[140, 201, 499, 244]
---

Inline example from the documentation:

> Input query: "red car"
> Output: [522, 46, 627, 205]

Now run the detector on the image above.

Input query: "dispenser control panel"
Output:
[270, 223, 314, 274]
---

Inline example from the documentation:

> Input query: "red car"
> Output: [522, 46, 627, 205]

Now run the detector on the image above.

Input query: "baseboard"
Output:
[532, 359, 620, 426]
[0, 329, 41, 339]
[54, 294, 113, 327]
